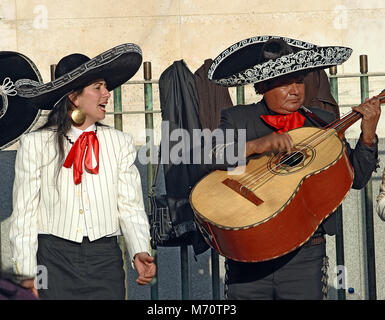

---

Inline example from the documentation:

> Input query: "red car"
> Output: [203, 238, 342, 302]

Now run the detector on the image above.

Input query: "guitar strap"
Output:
[299, 105, 330, 128]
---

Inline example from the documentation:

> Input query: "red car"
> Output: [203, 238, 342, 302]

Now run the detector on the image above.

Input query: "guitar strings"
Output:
[244, 108, 375, 190]
[231, 94, 384, 192]
[248, 111, 360, 187]
[237, 124, 333, 185]
[237, 109, 362, 190]
[238, 91, 385, 186]
[248, 128, 338, 191]
[236, 128, 329, 189]
[236, 112, 350, 186]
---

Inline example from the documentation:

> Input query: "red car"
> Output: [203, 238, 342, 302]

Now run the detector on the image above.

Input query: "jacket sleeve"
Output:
[345, 135, 379, 189]
[9, 134, 40, 279]
[117, 133, 151, 267]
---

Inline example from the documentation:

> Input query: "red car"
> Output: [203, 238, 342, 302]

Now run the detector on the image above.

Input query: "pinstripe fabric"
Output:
[9, 126, 151, 278]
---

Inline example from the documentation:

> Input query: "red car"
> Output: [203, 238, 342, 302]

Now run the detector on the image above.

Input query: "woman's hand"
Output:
[133, 252, 156, 285]
[20, 278, 39, 298]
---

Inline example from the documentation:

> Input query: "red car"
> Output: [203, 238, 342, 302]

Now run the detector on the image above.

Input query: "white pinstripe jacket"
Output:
[9, 125, 151, 278]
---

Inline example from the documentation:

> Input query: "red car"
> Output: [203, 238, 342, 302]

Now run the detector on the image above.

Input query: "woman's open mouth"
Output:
[99, 104, 107, 112]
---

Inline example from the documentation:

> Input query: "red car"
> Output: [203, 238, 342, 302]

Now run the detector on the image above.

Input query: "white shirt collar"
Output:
[68, 124, 96, 141]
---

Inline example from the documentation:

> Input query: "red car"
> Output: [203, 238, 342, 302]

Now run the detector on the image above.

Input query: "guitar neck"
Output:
[329, 95, 385, 135]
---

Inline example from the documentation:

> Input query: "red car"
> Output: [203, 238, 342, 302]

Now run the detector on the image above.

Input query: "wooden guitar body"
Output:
[190, 127, 354, 262]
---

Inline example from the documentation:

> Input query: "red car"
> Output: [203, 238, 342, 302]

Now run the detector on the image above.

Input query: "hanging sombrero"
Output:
[0, 52, 43, 150]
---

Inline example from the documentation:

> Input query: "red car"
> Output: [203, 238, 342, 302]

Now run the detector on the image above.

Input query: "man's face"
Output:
[263, 74, 305, 114]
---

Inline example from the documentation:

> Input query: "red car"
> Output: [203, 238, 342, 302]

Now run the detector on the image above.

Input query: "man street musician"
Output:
[191, 36, 381, 300]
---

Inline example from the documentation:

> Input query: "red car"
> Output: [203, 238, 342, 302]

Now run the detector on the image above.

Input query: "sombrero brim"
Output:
[0, 52, 42, 150]
[208, 36, 352, 87]
[16, 43, 142, 110]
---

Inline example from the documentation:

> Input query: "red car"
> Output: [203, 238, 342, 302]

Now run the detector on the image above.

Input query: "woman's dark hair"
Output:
[37, 90, 82, 170]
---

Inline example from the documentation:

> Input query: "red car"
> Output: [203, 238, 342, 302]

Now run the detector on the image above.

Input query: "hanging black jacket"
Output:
[158, 60, 209, 255]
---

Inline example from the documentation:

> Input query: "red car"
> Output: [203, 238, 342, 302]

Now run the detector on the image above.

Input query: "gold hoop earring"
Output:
[70, 109, 86, 125]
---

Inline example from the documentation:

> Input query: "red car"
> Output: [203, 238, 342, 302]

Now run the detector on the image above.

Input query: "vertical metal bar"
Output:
[360, 55, 377, 300]
[236, 86, 245, 105]
[144, 62, 154, 186]
[113, 86, 128, 300]
[50, 64, 56, 80]
[211, 249, 220, 299]
[143, 61, 158, 300]
[181, 244, 190, 299]
[329, 66, 346, 301]
[114, 87, 123, 131]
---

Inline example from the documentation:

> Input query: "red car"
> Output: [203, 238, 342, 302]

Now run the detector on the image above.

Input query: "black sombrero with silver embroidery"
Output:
[208, 35, 352, 87]
[16, 43, 143, 110]
[0, 52, 42, 150]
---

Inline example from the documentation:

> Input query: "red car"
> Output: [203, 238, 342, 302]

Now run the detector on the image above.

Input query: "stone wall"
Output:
[1, 0, 384, 148]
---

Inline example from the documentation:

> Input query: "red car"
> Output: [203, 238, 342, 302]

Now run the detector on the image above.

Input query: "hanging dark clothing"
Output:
[158, 60, 209, 255]
[194, 59, 234, 130]
[303, 69, 340, 118]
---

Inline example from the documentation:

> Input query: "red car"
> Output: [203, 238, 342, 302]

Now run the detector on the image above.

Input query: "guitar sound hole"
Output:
[281, 152, 304, 167]
[268, 145, 315, 175]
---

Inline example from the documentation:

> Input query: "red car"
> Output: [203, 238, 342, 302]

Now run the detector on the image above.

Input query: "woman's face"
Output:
[70, 79, 111, 128]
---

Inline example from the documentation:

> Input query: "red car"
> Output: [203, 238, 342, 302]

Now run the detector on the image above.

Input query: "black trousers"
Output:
[225, 240, 328, 300]
[37, 234, 125, 300]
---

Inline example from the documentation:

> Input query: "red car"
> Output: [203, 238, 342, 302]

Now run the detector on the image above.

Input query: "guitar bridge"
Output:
[222, 178, 264, 206]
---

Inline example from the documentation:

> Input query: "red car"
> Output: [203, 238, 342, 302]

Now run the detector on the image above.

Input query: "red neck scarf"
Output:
[63, 131, 99, 185]
[261, 111, 305, 133]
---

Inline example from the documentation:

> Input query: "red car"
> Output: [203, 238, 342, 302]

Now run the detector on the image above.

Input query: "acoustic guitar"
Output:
[190, 91, 385, 262]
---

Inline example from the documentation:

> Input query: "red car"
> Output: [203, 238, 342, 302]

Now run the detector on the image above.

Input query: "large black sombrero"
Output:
[16, 43, 143, 110]
[0, 52, 42, 150]
[208, 35, 352, 87]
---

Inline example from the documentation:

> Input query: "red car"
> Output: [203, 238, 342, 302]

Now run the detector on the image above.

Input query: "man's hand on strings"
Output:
[246, 132, 293, 157]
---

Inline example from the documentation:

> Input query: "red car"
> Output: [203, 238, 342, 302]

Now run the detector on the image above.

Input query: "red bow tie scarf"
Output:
[261, 111, 305, 133]
[63, 132, 100, 184]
